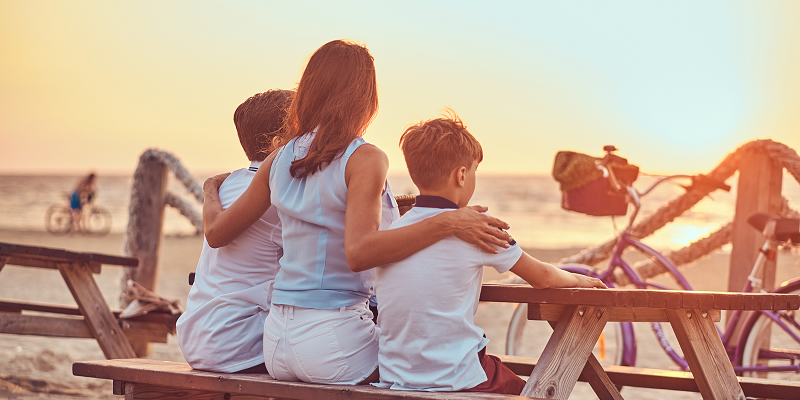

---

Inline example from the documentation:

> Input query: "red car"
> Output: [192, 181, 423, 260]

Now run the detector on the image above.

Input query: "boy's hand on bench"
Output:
[445, 206, 512, 254]
[571, 273, 607, 289]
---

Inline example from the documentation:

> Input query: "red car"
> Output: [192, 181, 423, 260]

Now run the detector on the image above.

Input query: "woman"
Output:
[203, 40, 512, 385]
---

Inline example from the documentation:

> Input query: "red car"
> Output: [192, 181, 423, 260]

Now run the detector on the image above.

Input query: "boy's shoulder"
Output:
[389, 206, 447, 229]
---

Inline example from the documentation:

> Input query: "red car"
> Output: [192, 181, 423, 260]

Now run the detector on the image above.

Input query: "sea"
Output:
[1, 172, 798, 251]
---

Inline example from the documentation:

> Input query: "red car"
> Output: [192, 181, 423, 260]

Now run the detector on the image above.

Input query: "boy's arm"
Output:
[509, 252, 607, 289]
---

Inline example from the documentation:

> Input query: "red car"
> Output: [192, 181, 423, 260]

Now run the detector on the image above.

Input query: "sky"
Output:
[1, 1, 799, 176]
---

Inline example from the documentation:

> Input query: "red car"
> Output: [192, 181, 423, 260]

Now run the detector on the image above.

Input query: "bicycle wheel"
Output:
[505, 264, 634, 370]
[45, 205, 72, 234]
[739, 280, 800, 380]
[84, 206, 111, 236]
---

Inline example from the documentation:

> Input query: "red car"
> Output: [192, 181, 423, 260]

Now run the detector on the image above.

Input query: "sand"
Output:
[1, 229, 799, 399]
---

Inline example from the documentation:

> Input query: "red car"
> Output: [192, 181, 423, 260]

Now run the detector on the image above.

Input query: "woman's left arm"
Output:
[203, 151, 277, 248]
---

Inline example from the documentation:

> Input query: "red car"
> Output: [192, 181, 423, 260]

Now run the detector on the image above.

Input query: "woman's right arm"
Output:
[203, 151, 277, 248]
[343, 145, 514, 272]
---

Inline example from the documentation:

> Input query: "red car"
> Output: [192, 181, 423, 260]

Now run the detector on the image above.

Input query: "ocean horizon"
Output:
[1, 171, 798, 252]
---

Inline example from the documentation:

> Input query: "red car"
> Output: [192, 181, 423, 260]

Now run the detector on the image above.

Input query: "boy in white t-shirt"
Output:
[374, 112, 606, 394]
[176, 89, 294, 373]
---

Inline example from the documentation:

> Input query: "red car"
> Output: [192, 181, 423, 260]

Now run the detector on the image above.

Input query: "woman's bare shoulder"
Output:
[349, 143, 388, 166]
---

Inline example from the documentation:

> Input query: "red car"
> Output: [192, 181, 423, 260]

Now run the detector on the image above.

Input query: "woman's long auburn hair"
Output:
[285, 40, 379, 178]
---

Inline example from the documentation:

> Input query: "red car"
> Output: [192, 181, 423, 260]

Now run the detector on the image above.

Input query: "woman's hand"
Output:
[203, 173, 231, 196]
[203, 152, 276, 248]
[437, 207, 512, 254]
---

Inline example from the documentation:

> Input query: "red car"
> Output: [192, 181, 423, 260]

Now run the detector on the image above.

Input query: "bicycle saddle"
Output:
[747, 212, 800, 243]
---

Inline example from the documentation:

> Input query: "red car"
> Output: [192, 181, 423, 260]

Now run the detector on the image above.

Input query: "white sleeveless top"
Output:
[269, 133, 399, 309]
[177, 161, 283, 372]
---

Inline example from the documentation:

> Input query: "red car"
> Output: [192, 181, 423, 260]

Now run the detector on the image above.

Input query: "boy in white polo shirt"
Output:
[177, 89, 294, 373]
[374, 113, 606, 394]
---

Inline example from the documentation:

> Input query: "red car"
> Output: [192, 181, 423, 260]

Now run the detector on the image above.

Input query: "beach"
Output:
[1, 228, 798, 399]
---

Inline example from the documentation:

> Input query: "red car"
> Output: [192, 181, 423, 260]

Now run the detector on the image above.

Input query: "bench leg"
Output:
[113, 381, 281, 400]
[58, 262, 137, 359]
[665, 309, 746, 400]
[544, 320, 623, 400]
[522, 305, 611, 400]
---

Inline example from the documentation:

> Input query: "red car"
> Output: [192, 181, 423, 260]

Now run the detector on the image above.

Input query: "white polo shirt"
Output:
[177, 161, 283, 373]
[374, 195, 523, 391]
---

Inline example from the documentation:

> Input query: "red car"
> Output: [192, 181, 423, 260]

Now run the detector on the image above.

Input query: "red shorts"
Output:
[462, 346, 526, 395]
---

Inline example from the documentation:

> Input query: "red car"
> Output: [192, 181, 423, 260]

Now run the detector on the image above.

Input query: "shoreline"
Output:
[1, 228, 798, 400]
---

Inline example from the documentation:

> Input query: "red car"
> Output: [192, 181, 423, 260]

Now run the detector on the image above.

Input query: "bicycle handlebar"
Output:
[595, 146, 731, 230]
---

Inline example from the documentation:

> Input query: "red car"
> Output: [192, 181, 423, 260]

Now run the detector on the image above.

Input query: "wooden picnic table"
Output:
[0, 241, 172, 360]
[479, 284, 800, 400]
[72, 284, 800, 400]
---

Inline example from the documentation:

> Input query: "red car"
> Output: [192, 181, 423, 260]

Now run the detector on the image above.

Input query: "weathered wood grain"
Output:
[0, 241, 138, 268]
[75, 359, 538, 400]
[528, 303, 721, 322]
[522, 305, 610, 399]
[6, 255, 102, 273]
[479, 284, 800, 311]
[0, 299, 179, 328]
[541, 320, 622, 400]
[728, 152, 782, 343]
[498, 354, 800, 399]
[58, 261, 137, 359]
[124, 159, 168, 358]
[0, 314, 168, 343]
[666, 309, 745, 400]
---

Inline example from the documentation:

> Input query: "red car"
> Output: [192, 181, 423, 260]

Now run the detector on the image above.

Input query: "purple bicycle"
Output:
[505, 146, 800, 380]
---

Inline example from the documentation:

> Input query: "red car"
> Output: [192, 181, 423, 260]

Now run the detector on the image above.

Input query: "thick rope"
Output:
[165, 191, 203, 234]
[121, 149, 202, 306]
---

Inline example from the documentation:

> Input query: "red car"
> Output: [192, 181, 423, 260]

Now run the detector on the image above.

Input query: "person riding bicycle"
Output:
[70, 172, 97, 230]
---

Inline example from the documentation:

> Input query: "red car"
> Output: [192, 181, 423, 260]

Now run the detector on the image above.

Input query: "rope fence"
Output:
[121, 140, 800, 292]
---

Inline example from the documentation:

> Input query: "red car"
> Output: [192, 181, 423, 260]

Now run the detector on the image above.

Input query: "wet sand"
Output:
[1, 229, 798, 399]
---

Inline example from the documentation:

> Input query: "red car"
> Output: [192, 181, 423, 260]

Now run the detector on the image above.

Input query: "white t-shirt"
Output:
[176, 161, 283, 373]
[374, 195, 523, 391]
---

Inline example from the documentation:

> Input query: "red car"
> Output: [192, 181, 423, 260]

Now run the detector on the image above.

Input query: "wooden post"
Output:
[123, 157, 168, 357]
[726, 151, 783, 342]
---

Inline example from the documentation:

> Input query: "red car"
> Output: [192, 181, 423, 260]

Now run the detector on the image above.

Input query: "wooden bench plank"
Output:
[0, 299, 179, 329]
[666, 309, 744, 400]
[5, 255, 103, 274]
[528, 303, 721, 322]
[0, 314, 169, 343]
[498, 354, 800, 399]
[58, 262, 137, 359]
[74, 359, 542, 400]
[479, 284, 800, 311]
[117, 382, 271, 400]
[0, 241, 139, 267]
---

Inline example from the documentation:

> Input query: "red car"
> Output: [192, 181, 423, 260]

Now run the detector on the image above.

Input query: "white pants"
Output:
[263, 303, 379, 385]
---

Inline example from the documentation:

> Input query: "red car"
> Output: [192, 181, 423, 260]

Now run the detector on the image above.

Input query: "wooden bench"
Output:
[73, 359, 544, 400]
[499, 354, 800, 400]
[73, 285, 800, 399]
[0, 241, 177, 359]
[72, 355, 800, 400]
[478, 284, 800, 400]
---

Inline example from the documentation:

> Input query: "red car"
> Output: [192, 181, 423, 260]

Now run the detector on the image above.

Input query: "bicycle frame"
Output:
[592, 230, 693, 369]
[594, 159, 800, 373]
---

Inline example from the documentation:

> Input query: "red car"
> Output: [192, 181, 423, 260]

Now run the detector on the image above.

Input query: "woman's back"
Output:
[269, 133, 398, 310]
